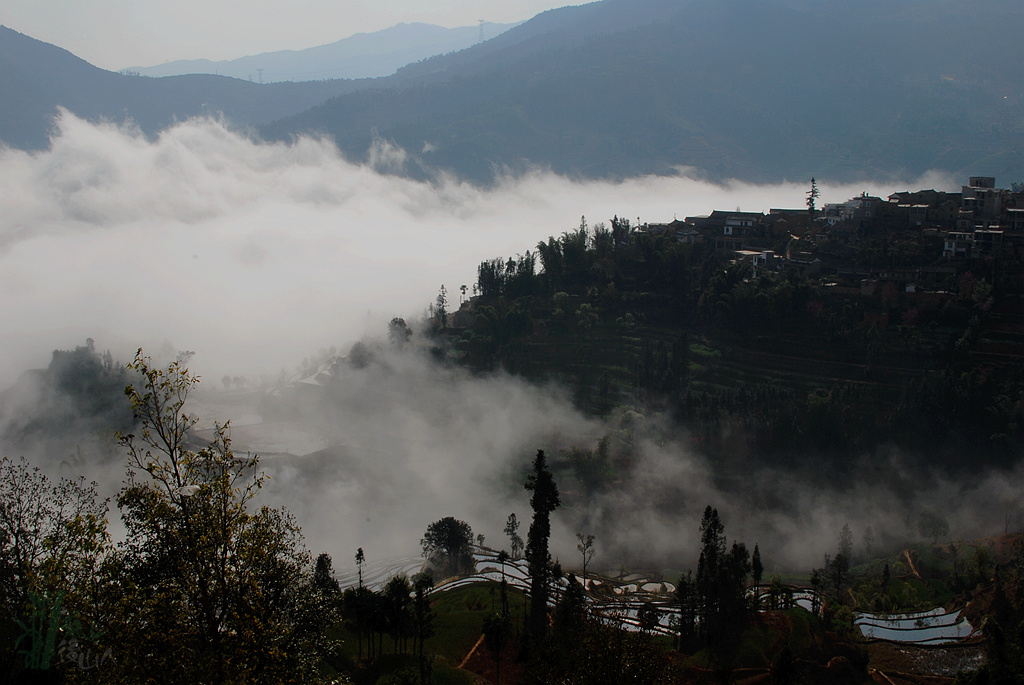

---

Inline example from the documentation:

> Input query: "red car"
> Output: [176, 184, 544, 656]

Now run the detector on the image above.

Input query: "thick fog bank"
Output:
[0, 112, 979, 574]
[201, 348, 1024, 576]
[0, 111, 955, 390]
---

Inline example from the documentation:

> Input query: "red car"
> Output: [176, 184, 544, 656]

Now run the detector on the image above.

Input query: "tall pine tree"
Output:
[525, 449, 560, 643]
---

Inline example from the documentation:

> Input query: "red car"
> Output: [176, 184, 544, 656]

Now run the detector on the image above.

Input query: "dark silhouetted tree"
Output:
[433, 285, 448, 328]
[525, 449, 560, 643]
[347, 341, 372, 368]
[675, 570, 698, 651]
[504, 513, 524, 559]
[412, 571, 434, 684]
[638, 601, 659, 634]
[695, 506, 751, 658]
[552, 573, 586, 653]
[355, 547, 366, 589]
[806, 177, 819, 218]
[576, 533, 595, 587]
[838, 523, 853, 560]
[751, 544, 763, 600]
[810, 568, 824, 616]
[697, 506, 726, 642]
[383, 574, 413, 654]
[482, 609, 511, 684]
[314, 552, 341, 597]
[421, 516, 473, 576]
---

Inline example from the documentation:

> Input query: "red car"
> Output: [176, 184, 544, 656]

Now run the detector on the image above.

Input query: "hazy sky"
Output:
[0, 0, 573, 71]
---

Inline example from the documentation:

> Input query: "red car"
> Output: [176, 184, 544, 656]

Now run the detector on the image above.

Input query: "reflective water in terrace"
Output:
[341, 549, 977, 643]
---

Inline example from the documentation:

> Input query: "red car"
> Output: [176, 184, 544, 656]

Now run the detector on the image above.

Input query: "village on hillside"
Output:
[643, 176, 1023, 301]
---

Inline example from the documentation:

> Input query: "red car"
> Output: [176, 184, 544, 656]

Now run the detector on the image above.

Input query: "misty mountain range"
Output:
[125, 21, 516, 82]
[2, 0, 1022, 184]
[0, 24, 373, 150]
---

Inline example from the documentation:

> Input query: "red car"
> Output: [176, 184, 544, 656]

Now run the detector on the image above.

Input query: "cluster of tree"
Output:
[810, 524, 855, 616]
[420, 516, 474, 578]
[488, 449, 780, 683]
[340, 560, 435, 683]
[962, 545, 1024, 684]
[0, 455, 108, 680]
[477, 252, 538, 301]
[0, 351, 342, 684]
[520, 500, 852, 684]
[0, 340, 134, 455]
[448, 212, 1022, 471]
[673, 507, 754, 662]
[510, 450, 662, 682]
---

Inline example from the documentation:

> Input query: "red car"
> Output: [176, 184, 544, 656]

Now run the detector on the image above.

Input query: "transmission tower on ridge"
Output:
[478, 19, 485, 44]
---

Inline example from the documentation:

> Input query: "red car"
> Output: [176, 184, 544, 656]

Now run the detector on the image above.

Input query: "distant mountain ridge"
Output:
[0, 24, 372, 149]
[2, 0, 1022, 185]
[261, 0, 1024, 184]
[126, 22, 516, 82]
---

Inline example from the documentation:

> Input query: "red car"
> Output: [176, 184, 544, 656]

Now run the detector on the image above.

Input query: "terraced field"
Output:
[341, 547, 983, 647]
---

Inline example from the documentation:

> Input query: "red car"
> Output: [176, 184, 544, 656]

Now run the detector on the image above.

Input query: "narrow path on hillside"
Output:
[458, 634, 485, 669]
[903, 549, 921, 578]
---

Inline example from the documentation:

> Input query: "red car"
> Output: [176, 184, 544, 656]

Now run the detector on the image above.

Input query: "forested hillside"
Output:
[443, 213, 1023, 478]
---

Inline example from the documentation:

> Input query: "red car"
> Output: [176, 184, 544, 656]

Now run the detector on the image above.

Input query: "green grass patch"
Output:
[735, 624, 777, 668]
[427, 581, 528, 664]
[786, 608, 815, 654]
[333, 581, 528, 685]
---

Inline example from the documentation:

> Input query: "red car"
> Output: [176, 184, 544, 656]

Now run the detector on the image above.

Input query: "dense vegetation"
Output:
[444, 214, 1023, 483]
[0, 339, 133, 463]
[4, 348, 1024, 683]
[1, 353, 341, 684]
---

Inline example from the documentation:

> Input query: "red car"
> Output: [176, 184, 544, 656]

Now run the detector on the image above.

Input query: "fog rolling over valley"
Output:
[2, 2, 1022, 683]
[1, 112, 1019, 574]
[246, 352, 1024, 572]
[1, 111, 948, 392]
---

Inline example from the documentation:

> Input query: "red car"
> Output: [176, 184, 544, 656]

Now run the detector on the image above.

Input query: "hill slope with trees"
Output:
[441, 210, 1023, 481]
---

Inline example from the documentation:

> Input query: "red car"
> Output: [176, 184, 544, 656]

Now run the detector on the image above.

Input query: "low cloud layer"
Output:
[0, 111, 957, 389]
[0, 111, 982, 575]
[250, 356, 1024, 575]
